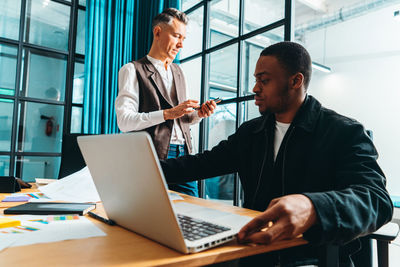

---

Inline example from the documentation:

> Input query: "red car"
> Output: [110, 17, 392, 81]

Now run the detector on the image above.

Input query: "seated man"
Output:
[161, 41, 393, 266]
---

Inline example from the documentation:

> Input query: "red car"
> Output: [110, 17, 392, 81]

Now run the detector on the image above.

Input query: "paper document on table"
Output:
[39, 167, 101, 202]
[169, 192, 184, 201]
[0, 234, 19, 251]
[0, 215, 106, 252]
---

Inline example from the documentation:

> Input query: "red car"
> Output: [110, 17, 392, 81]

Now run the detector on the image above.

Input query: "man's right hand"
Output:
[163, 100, 199, 120]
[237, 194, 317, 245]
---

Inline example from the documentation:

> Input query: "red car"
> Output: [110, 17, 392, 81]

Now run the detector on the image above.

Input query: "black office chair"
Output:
[58, 133, 91, 179]
[320, 222, 399, 267]
[320, 130, 399, 267]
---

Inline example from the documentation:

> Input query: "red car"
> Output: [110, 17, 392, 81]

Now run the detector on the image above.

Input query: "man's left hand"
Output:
[197, 100, 217, 118]
[237, 194, 317, 244]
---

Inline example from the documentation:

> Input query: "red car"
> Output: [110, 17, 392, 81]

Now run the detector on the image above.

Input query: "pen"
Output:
[88, 211, 115, 225]
[194, 97, 222, 110]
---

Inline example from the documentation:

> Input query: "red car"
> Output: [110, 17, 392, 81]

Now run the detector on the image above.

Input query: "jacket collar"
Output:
[291, 95, 322, 133]
[252, 95, 322, 134]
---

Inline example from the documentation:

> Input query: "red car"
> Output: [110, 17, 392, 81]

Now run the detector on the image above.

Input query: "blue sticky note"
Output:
[2, 196, 31, 202]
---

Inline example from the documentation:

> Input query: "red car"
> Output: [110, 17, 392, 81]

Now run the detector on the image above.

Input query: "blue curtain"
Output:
[83, 0, 181, 134]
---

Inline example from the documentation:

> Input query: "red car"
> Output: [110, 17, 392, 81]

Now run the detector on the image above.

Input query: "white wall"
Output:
[303, 4, 400, 195]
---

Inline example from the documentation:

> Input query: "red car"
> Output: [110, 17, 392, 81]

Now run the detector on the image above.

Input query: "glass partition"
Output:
[180, 57, 202, 152]
[209, 0, 239, 48]
[205, 102, 236, 204]
[25, 0, 70, 51]
[180, 6, 203, 59]
[73, 62, 85, 104]
[22, 49, 67, 101]
[243, 0, 284, 34]
[209, 43, 238, 93]
[0, 100, 14, 152]
[76, 9, 86, 55]
[0, 44, 18, 97]
[17, 156, 61, 182]
[0, 0, 21, 40]
[17, 101, 64, 153]
[0, 156, 10, 176]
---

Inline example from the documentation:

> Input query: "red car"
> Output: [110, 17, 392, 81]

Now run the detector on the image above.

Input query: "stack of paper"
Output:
[39, 167, 101, 203]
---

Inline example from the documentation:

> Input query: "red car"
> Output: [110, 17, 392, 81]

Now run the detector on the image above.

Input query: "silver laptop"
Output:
[77, 132, 252, 253]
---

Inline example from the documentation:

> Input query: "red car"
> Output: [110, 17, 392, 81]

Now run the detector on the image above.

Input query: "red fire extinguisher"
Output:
[40, 115, 55, 136]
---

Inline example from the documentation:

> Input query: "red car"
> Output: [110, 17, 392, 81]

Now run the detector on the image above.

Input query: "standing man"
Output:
[161, 42, 393, 265]
[115, 8, 217, 197]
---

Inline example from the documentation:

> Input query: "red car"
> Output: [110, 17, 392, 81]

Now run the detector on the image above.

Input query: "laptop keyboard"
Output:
[177, 214, 231, 241]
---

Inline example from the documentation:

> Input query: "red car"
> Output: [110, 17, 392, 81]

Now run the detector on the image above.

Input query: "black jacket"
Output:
[161, 95, 393, 262]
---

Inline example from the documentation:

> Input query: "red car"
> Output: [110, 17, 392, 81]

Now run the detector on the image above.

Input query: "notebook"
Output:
[77, 132, 252, 253]
[4, 202, 95, 215]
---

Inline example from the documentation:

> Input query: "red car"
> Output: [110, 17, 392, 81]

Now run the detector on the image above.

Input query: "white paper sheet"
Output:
[0, 215, 106, 251]
[169, 192, 184, 201]
[0, 234, 19, 251]
[39, 167, 101, 202]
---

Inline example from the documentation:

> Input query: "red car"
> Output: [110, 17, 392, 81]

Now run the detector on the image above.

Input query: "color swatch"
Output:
[0, 218, 21, 228]
[26, 193, 49, 199]
[46, 215, 80, 222]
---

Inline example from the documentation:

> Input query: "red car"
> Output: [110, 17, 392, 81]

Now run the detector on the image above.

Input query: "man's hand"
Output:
[237, 194, 317, 244]
[163, 100, 199, 120]
[197, 100, 217, 118]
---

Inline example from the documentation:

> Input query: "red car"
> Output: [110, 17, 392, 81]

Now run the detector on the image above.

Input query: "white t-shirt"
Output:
[274, 121, 291, 161]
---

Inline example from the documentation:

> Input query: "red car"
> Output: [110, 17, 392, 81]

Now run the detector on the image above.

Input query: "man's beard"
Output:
[259, 84, 290, 116]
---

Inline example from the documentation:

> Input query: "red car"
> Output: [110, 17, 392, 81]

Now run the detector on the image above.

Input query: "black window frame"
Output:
[0, 0, 86, 179]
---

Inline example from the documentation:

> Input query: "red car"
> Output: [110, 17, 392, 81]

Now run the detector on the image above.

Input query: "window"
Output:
[21, 49, 67, 101]
[0, 100, 14, 153]
[0, 44, 18, 97]
[180, 5, 203, 59]
[0, 0, 22, 40]
[180, 0, 292, 205]
[24, 0, 70, 52]
[209, 0, 239, 48]
[71, 61, 84, 133]
[0, 0, 86, 181]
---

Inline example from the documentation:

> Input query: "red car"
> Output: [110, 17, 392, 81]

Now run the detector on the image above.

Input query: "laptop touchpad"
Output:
[173, 202, 252, 230]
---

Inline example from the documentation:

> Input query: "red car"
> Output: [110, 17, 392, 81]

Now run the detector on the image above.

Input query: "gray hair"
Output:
[152, 8, 188, 30]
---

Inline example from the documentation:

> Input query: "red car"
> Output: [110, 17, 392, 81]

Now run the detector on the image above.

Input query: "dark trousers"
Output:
[167, 144, 198, 197]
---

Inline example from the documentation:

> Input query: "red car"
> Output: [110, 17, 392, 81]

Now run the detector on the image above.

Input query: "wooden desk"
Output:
[0, 188, 307, 266]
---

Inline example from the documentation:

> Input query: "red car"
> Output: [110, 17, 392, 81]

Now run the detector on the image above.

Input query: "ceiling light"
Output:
[297, 0, 327, 13]
[312, 61, 331, 73]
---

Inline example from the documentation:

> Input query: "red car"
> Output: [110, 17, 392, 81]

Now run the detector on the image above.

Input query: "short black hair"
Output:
[152, 8, 188, 30]
[260, 42, 312, 89]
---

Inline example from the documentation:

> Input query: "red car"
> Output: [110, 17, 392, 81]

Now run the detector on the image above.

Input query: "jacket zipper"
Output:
[277, 126, 295, 265]
[251, 129, 269, 209]
[281, 126, 295, 196]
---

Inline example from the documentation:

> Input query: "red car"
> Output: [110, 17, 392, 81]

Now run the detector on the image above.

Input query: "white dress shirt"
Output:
[115, 55, 200, 145]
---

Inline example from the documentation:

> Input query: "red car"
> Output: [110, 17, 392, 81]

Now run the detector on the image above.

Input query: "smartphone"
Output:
[194, 97, 222, 110]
